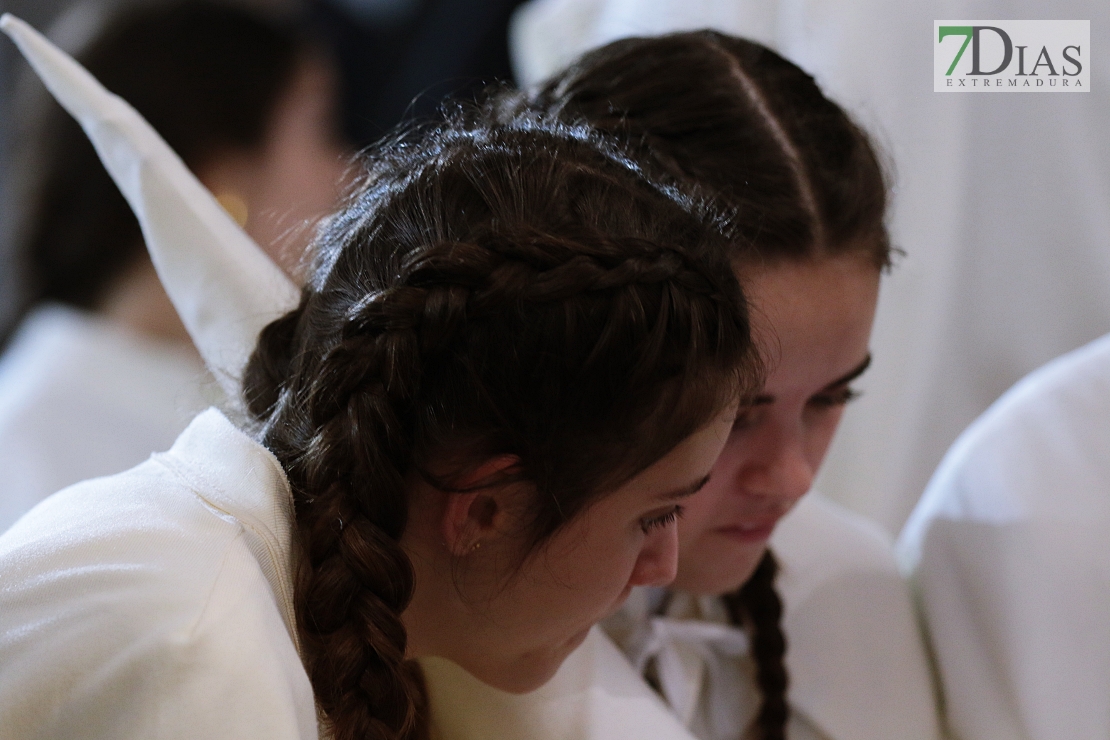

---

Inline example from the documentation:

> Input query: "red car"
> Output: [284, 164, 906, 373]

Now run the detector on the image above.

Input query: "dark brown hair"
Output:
[726, 551, 788, 740]
[10, 0, 304, 329]
[241, 113, 761, 740]
[526, 31, 894, 739]
[528, 30, 891, 271]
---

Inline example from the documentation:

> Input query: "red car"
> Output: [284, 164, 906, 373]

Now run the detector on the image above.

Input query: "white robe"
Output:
[0, 304, 211, 533]
[0, 407, 318, 740]
[423, 494, 942, 740]
[899, 332, 1110, 740]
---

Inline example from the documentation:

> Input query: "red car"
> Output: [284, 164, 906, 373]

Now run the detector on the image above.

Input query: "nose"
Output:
[627, 522, 681, 587]
[743, 424, 815, 505]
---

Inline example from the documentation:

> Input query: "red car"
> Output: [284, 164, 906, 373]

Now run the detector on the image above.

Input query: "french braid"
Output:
[724, 551, 789, 740]
[243, 115, 760, 740]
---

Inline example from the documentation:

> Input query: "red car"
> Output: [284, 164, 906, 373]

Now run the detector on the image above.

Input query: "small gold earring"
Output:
[469, 540, 482, 554]
[215, 191, 249, 227]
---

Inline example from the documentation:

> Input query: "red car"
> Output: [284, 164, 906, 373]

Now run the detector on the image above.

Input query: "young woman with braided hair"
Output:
[422, 30, 938, 740]
[236, 115, 765, 739]
[0, 19, 767, 735]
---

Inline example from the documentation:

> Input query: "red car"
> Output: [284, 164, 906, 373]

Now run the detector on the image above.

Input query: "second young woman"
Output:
[535, 31, 940, 740]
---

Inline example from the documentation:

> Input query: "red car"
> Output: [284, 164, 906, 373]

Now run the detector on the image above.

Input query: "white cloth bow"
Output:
[625, 615, 751, 730]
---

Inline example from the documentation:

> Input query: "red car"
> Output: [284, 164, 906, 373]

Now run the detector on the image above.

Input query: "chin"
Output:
[474, 628, 591, 694]
[467, 661, 552, 694]
[675, 541, 768, 596]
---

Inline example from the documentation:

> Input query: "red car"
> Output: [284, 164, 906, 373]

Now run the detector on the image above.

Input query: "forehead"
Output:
[740, 256, 879, 389]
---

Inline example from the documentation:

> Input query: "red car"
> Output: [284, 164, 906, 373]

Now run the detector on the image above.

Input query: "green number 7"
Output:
[939, 26, 973, 76]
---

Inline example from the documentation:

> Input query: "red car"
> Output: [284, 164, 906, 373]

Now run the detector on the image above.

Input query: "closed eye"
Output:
[809, 387, 861, 408]
[640, 504, 685, 535]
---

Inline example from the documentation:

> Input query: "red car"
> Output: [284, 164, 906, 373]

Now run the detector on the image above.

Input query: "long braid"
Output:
[724, 551, 789, 740]
[244, 112, 758, 740]
[262, 311, 426, 740]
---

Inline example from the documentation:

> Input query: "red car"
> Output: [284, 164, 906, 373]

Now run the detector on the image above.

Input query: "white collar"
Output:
[155, 407, 301, 655]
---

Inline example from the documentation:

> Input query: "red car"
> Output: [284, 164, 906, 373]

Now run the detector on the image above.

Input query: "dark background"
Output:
[0, 0, 528, 334]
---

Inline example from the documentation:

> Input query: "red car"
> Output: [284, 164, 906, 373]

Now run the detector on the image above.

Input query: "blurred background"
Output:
[1, 0, 1108, 537]
[0, 0, 530, 335]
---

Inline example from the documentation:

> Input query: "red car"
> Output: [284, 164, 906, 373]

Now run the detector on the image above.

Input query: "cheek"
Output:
[676, 468, 735, 553]
[804, 407, 847, 467]
[677, 432, 755, 547]
[523, 517, 643, 627]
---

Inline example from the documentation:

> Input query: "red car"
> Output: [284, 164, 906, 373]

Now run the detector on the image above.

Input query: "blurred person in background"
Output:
[899, 327, 1110, 740]
[0, 0, 350, 532]
[309, 0, 529, 146]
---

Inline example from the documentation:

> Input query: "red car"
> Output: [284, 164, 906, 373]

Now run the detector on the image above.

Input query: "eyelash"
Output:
[810, 387, 861, 408]
[640, 505, 685, 535]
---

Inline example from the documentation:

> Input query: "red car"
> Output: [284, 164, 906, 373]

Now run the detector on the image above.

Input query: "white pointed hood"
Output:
[0, 13, 301, 401]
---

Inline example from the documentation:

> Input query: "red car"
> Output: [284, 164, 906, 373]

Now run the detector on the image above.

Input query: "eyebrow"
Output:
[822, 353, 872, 391]
[658, 473, 713, 501]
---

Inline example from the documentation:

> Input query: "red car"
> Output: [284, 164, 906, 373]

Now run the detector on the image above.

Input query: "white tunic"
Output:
[421, 494, 942, 740]
[899, 332, 1110, 740]
[0, 408, 319, 740]
[0, 304, 211, 532]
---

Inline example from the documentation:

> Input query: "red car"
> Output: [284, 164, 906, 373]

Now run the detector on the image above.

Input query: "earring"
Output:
[469, 540, 482, 554]
[215, 191, 249, 227]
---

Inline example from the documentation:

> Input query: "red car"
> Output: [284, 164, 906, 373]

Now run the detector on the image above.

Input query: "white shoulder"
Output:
[902, 330, 1110, 549]
[0, 448, 314, 739]
[772, 494, 942, 740]
[772, 492, 897, 600]
[896, 333, 1110, 740]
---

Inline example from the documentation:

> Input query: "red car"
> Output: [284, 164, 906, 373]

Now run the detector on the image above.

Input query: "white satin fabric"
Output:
[0, 408, 320, 740]
[0, 304, 211, 533]
[508, 0, 1110, 535]
[899, 332, 1110, 740]
[616, 592, 750, 732]
[604, 589, 775, 740]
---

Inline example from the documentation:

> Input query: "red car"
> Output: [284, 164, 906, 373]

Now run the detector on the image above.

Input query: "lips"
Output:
[714, 517, 781, 543]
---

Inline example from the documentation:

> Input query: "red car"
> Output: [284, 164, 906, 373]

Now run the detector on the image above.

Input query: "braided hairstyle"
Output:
[526, 31, 894, 739]
[724, 551, 788, 740]
[241, 113, 762, 740]
[527, 30, 891, 270]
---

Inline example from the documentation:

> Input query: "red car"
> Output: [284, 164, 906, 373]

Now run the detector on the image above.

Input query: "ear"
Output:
[440, 455, 522, 557]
